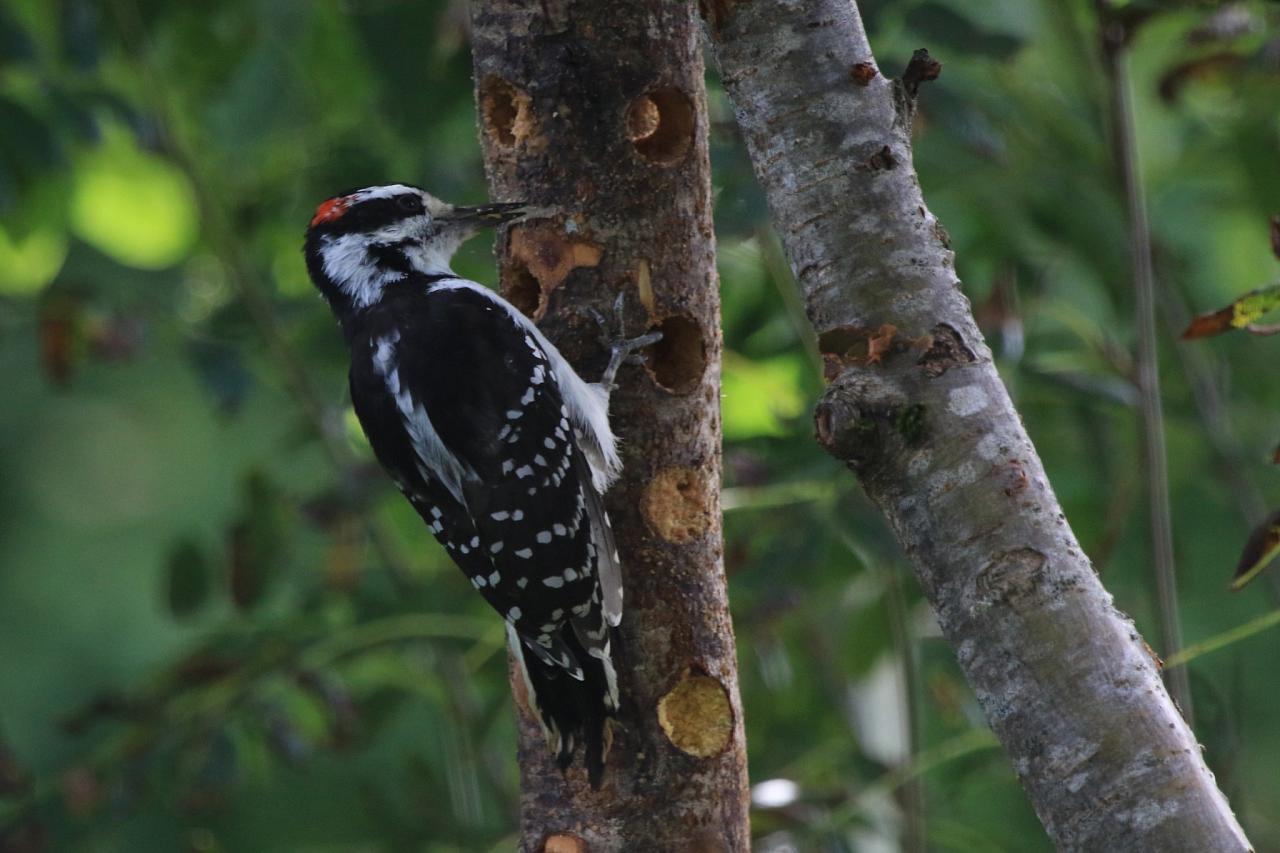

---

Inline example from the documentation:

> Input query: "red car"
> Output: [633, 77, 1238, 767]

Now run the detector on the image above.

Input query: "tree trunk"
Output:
[469, 3, 750, 850]
[701, 3, 1251, 851]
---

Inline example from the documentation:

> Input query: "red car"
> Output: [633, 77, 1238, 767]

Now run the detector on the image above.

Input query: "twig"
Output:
[883, 562, 924, 853]
[823, 728, 999, 832]
[1164, 608, 1280, 669]
[758, 228, 824, 378]
[1101, 15, 1194, 723]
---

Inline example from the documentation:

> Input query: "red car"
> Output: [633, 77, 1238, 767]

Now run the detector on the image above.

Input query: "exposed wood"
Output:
[470, 2, 750, 849]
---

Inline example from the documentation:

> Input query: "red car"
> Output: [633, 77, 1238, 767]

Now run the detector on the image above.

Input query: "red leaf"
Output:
[1181, 306, 1234, 339]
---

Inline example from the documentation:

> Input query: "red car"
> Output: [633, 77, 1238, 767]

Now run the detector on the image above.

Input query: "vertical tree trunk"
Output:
[702, 2, 1250, 850]
[469, 3, 750, 850]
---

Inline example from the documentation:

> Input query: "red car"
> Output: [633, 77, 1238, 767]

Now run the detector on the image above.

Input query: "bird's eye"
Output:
[396, 195, 421, 213]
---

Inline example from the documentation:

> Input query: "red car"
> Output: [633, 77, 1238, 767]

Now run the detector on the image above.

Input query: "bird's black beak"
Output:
[443, 202, 544, 229]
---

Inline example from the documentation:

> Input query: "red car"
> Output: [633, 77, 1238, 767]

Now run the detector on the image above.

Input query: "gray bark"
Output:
[470, 2, 750, 850]
[701, 2, 1251, 850]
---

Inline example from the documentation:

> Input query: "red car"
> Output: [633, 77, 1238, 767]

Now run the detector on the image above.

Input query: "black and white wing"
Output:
[347, 277, 620, 780]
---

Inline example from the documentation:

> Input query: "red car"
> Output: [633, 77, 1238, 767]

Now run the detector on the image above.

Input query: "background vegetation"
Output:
[1, 0, 1277, 849]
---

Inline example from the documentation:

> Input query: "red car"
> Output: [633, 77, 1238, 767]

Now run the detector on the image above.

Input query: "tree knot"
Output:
[974, 547, 1047, 609]
[850, 62, 879, 86]
[814, 377, 925, 473]
[901, 48, 942, 96]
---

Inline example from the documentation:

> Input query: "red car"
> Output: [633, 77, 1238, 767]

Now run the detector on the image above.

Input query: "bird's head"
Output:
[303, 183, 537, 316]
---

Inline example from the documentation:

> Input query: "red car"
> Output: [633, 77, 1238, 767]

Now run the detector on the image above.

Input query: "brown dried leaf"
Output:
[1158, 52, 1242, 103]
[1183, 283, 1280, 339]
[1231, 509, 1280, 591]
[1181, 307, 1234, 339]
[902, 48, 942, 95]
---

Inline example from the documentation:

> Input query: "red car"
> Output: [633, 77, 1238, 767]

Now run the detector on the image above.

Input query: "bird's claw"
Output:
[588, 293, 631, 346]
[592, 292, 662, 392]
[600, 330, 662, 392]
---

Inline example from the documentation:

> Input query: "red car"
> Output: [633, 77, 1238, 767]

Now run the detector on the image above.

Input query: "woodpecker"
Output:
[303, 184, 651, 785]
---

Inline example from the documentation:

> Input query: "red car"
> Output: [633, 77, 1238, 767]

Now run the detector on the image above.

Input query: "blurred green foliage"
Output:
[0, 0, 1278, 850]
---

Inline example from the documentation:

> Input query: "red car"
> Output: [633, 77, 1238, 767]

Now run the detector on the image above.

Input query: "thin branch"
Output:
[1100, 18, 1193, 722]
[1165, 608, 1280, 669]
[759, 228, 824, 377]
[883, 563, 924, 852]
[823, 728, 999, 832]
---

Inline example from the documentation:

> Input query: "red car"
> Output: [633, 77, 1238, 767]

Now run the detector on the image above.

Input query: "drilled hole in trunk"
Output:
[627, 88, 694, 166]
[481, 77, 521, 147]
[504, 262, 541, 319]
[645, 314, 706, 393]
[642, 466, 713, 543]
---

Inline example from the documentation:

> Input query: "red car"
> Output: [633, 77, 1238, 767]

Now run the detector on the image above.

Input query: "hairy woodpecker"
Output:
[303, 184, 650, 785]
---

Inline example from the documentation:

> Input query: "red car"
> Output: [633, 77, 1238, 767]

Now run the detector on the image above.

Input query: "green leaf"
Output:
[0, 224, 66, 294]
[721, 351, 808, 440]
[70, 126, 197, 269]
[1183, 282, 1280, 338]
[1230, 284, 1280, 326]
[228, 471, 288, 610]
[166, 536, 211, 618]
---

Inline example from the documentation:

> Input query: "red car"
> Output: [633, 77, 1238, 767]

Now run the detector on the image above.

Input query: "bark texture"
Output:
[469, 3, 749, 850]
[702, 3, 1251, 851]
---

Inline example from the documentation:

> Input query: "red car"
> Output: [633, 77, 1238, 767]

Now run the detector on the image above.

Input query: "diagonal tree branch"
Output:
[702, 2, 1250, 849]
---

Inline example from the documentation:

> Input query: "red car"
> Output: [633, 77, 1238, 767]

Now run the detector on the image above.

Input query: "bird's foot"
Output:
[590, 293, 661, 393]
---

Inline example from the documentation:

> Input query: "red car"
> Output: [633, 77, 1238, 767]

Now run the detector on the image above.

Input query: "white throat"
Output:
[319, 229, 463, 310]
[404, 237, 463, 279]
[319, 233, 405, 309]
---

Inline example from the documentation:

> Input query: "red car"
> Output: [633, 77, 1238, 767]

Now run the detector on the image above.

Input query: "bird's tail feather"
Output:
[507, 620, 617, 788]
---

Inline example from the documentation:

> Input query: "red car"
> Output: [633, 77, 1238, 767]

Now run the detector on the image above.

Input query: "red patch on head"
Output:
[311, 196, 351, 227]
